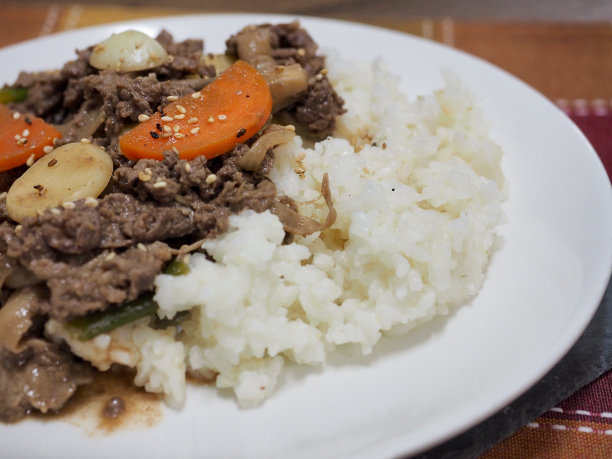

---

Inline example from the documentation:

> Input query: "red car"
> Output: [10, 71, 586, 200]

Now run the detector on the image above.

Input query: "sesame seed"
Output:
[80, 138, 91, 144]
[93, 43, 105, 53]
[294, 166, 305, 174]
[161, 132, 173, 138]
[62, 201, 76, 210]
[84, 197, 99, 207]
[144, 167, 153, 175]
[50, 208, 61, 215]
[173, 132, 185, 139]
[150, 52, 160, 60]
[205, 174, 217, 184]
[26, 154, 36, 166]
[285, 124, 296, 132]
[0, 192, 7, 201]
[153, 180, 167, 188]
[47, 158, 58, 167]
[191, 92, 201, 99]
[138, 172, 152, 182]
[12, 112, 20, 120]
[218, 114, 227, 121]
[17, 138, 28, 145]
[190, 127, 200, 135]
[138, 114, 150, 122]
[15, 224, 23, 233]
[172, 147, 179, 155]
[22, 129, 30, 137]
[173, 113, 185, 120]
[163, 125, 172, 132]
[187, 117, 198, 124]
[176, 105, 186, 114]
[53, 137, 59, 146]
[315, 73, 323, 80]
[161, 115, 174, 122]
[167, 95, 179, 101]
[185, 163, 191, 173]
[296, 152, 306, 161]
[320, 68, 328, 75]
[137, 243, 147, 252]
[173, 125, 180, 133]
[207, 116, 214, 123]
[43, 146, 54, 154]
[105, 252, 116, 261]
[297, 48, 306, 56]
[14, 134, 21, 141]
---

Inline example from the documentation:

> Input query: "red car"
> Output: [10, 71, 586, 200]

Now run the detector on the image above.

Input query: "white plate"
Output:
[1, 13, 611, 459]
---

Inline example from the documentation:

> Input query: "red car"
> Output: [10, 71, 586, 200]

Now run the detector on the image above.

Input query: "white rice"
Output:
[49, 55, 506, 408]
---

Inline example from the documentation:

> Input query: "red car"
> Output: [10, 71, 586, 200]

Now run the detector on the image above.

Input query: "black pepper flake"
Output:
[150, 131, 160, 139]
[156, 123, 163, 132]
[33, 184, 45, 196]
[236, 128, 247, 138]
[24, 117, 32, 125]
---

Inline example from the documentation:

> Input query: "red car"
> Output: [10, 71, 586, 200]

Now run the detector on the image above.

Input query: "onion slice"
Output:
[54, 106, 107, 141]
[237, 124, 295, 171]
[271, 173, 336, 236]
[0, 287, 43, 353]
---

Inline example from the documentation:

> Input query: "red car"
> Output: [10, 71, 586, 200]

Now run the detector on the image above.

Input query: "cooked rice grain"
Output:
[150, 57, 506, 407]
[51, 56, 506, 408]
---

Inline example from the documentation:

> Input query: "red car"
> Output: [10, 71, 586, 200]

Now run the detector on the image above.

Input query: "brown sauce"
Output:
[34, 366, 163, 436]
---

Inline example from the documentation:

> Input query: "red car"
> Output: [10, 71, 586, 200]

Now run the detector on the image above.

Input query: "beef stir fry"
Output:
[0, 22, 343, 423]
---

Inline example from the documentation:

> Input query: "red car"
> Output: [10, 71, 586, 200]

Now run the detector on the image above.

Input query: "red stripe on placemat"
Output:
[482, 371, 612, 458]
[560, 103, 612, 181]
[541, 371, 612, 424]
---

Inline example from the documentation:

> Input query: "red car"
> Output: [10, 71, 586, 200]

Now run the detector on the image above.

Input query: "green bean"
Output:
[66, 293, 158, 341]
[0, 87, 28, 104]
[65, 258, 190, 341]
[163, 258, 190, 276]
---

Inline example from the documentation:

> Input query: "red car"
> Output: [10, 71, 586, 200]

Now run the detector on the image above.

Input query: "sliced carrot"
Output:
[119, 60, 273, 161]
[0, 104, 62, 173]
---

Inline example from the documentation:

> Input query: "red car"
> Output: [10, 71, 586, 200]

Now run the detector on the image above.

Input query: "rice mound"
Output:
[52, 56, 505, 408]
[148, 56, 506, 407]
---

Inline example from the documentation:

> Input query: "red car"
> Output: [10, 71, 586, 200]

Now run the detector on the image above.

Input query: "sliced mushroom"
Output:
[233, 27, 309, 111]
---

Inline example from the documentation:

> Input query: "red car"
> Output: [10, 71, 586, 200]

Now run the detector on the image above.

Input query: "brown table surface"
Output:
[1, 3, 611, 458]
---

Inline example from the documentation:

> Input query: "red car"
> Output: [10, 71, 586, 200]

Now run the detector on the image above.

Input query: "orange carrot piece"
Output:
[118, 60, 273, 161]
[0, 104, 62, 172]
